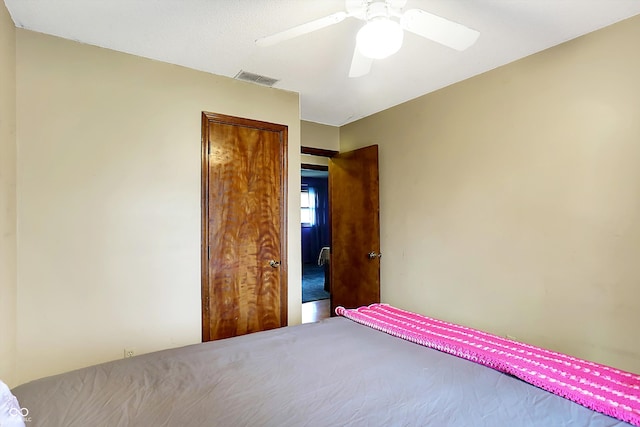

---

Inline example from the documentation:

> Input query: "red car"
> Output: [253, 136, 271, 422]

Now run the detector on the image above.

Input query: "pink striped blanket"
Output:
[336, 304, 640, 426]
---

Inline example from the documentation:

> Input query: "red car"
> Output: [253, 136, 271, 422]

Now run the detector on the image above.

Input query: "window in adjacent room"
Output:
[301, 185, 316, 227]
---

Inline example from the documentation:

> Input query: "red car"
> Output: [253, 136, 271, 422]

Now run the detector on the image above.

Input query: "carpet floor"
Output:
[302, 264, 329, 303]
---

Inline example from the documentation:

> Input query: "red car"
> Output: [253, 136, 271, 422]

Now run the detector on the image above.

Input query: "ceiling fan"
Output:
[256, 0, 480, 78]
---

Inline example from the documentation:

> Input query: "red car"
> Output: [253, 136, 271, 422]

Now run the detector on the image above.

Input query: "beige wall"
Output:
[301, 120, 339, 151]
[341, 15, 640, 373]
[0, 0, 17, 387]
[301, 154, 329, 167]
[15, 30, 301, 384]
[300, 120, 336, 167]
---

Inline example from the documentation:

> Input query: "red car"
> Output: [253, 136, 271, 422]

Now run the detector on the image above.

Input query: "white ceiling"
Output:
[5, 1, 640, 126]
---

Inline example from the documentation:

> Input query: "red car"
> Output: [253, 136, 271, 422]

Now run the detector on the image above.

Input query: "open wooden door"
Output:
[201, 112, 288, 341]
[329, 145, 380, 313]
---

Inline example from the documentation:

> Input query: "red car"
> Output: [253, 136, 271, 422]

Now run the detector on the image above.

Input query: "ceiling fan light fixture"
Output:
[356, 18, 404, 59]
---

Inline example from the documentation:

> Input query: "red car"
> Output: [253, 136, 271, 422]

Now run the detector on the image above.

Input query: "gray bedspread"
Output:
[12, 317, 633, 426]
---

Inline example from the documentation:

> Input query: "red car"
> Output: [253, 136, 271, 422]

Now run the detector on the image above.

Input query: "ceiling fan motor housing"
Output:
[346, 0, 407, 21]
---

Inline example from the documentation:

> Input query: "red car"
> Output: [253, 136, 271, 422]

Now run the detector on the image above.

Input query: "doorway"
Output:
[300, 147, 336, 323]
[300, 145, 381, 323]
[301, 167, 329, 322]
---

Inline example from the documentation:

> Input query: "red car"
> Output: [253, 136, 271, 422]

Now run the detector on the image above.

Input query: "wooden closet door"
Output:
[201, 112, 288, 341]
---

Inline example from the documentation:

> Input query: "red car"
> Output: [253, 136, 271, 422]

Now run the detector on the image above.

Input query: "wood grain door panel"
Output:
[202, 113, 287, 341]
[329, 145, 380, 312]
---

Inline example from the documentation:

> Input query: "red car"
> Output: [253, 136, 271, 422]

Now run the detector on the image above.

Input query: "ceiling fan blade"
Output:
[349, 46, 373, 78]
[256, 11, 348, 47]
[400, 9, 479, 51]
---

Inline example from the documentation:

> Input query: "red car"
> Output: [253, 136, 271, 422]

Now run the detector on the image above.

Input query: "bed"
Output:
[8, 304, 640, 427]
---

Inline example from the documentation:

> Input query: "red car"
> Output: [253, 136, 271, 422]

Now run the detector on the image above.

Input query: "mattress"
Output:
[12, 316, 634, 426]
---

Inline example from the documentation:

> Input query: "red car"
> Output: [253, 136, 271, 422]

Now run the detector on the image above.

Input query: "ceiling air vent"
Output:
[234, 70, 279, 87]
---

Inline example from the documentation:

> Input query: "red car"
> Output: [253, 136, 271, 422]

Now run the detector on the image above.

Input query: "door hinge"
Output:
[205, 296, 210, 313]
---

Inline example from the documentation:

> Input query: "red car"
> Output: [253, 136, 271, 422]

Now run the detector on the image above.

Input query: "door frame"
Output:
[300, 146, 337, 304]
[300, 145, 381, 313]
[201, 112, 289, 342]
[301, 147, 338, 158]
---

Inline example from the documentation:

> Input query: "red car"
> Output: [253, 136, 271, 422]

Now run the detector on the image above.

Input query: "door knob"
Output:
[269, 260, 281, 268]
[367, 252, 382, 259]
